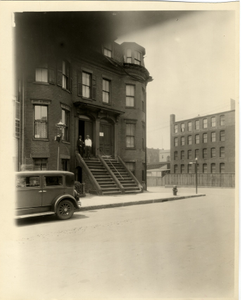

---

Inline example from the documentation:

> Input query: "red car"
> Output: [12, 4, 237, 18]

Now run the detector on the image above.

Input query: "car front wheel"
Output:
[56, 200, 74, 220]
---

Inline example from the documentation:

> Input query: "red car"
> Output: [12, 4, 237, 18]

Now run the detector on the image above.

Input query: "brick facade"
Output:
[170, 109, 235, 174]
[14, 13, 152, 187]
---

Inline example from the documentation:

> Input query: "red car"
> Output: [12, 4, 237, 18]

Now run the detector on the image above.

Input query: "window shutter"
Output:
[77, 72, 82, 96]
[92, 74, 96, 100]
[57, 60, 62, 87]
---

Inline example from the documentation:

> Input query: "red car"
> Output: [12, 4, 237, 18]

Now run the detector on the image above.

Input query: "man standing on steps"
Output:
[85, 135, 92, 159]
[77, 135, 84, 157]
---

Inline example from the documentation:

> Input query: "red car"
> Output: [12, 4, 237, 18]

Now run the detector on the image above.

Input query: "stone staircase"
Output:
[103, 158, 142, 194]
[84, 158, 122, 195]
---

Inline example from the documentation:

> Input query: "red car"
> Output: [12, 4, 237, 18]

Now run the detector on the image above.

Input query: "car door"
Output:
[16, 175, 42, 209]
[41, 175, 65, 207]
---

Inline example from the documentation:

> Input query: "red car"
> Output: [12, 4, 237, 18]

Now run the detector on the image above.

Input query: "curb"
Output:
[79, 193, 206, 211]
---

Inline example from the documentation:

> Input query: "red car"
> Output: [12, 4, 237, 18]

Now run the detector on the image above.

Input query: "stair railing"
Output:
[107, 158, 125, 181]
[75, 151, 103, 195]
[117, 155, 143, 192]
[98, 155, 125, 193]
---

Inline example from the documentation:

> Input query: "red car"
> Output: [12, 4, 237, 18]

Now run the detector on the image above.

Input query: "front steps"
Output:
[103, 158, 142, 194]
[84, 158, 122, 195]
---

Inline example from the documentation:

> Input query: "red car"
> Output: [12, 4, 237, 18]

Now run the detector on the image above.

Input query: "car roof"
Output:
[16, 171, 74, 176]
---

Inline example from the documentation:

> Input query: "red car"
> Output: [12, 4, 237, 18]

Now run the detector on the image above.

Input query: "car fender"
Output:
[53, 194, 80, 212]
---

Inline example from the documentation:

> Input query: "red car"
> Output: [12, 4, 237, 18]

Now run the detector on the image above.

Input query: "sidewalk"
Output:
[79, 186, 206, 211]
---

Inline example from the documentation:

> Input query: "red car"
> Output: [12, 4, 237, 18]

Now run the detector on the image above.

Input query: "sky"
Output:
[116, 9, 238, 150]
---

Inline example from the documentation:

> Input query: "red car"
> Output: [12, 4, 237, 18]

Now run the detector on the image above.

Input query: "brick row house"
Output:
[170, 105, 235, 174]
[14, 12, 152, 194]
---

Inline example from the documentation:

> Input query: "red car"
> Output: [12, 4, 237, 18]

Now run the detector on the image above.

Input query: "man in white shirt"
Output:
[85, 135, 92, 159]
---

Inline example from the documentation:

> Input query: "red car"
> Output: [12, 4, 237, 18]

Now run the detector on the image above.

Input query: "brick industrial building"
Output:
[14, 12, 152, 194]
[170, 103, 235, 174]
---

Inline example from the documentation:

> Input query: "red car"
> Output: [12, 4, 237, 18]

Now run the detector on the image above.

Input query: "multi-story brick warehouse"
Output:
[14, 12, 152, 194]
[170, 106, 235, 174]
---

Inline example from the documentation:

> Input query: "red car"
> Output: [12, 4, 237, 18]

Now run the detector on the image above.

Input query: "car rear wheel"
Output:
[56, 200, 74, 220]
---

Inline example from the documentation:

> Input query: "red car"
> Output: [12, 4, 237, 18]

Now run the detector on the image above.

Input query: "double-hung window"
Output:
[126, 49, 132, 63]
[203, 148, 207, 159]
[36, 66, 48, 83]
[134, 51, 141, 65]
[33, 158, 48, 170]
[174, 125, 178, 133]
[203, 133, 207, 143]
[220, 130, 225, 141]
[181, 150, 185, 159]
[61, 109, 70, 142]
[102, 79, 110, 103]
[188, 135, 192, 145]
[195, 120, 199, 130]
[62, 61, 70, 91]
[104, 47, 112, 58]
[195, 134, 200, 144]
[211, 132, 216, 142]
[82, 72, 91, 98]
[211, 148, 216, 158]
[34, 105, 48, 139]
[203, 118, 207, 128]
[220, 147, 225, 158]
[174, 138, 178, 147]
[181, 136, 185, 146]
[188, 122, 192, 131]
[220, 115, 225, 126]
[211, 117, 216, 127]
[174, 151, 178, 160]
[126, 123, 135, 148]
[126, 85, 135, 107]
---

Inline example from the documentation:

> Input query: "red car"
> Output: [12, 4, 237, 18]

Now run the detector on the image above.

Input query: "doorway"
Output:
[99, 119, 113, 156]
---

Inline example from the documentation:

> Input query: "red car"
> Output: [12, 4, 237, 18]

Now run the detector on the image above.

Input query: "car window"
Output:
[16, 176, 40, 188]
[44, 176, 63, 186]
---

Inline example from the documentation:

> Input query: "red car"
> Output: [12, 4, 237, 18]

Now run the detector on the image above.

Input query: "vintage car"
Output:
[16, 171, 81, 220]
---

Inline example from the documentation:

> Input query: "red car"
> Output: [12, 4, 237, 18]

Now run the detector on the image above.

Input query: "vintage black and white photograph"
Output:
[0, 1, 239, 299]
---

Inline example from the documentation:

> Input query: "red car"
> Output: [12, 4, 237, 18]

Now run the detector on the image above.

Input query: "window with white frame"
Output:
[181, 123, 185, 132]
[102, 79, 110, 103]
[188, 122, 192, 131]
[61, 109, 70, 142]
[211, 132, 216, 142]
[126, 85, 135, 107]
[181, 164, 185, 173]
[181, 136, 185, 146]
[195, 134, 200, 144]
[174, 137, 178, 147]
[174, 124, 178, 133]
[203, 118, 207, 128]
[34, 105, 48, 139]
[203, 133, 207, 143]
[195, 120, 200, 130]
[188, 135, 192, 145]
[211, 117, 216, 127]
[82, 72, 91, 98]
[126, 123, 135, 148]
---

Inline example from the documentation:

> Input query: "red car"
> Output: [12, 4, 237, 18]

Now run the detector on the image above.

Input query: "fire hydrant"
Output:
[172, 185, 178, 196]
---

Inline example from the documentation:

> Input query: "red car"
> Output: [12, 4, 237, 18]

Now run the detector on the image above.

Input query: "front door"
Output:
[100, 120, 113, 156]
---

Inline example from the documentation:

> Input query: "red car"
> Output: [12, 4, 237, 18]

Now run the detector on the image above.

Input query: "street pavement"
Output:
[80, 186, 206, 211]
